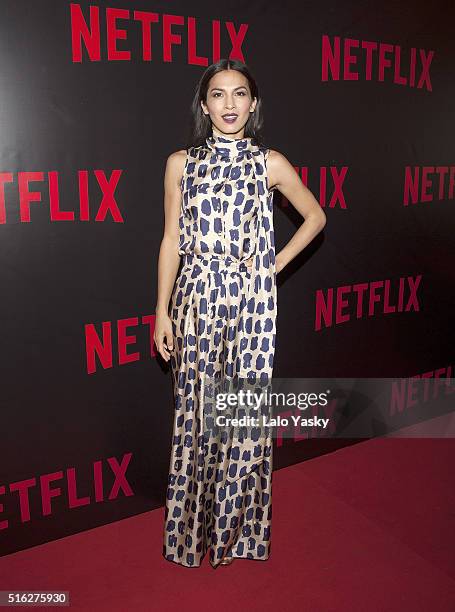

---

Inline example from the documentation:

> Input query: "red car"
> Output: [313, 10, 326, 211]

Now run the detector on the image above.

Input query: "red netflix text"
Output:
[322, 35, 434, 91]
[0, 453, 133, 529]
[85, 315, 157, 373]
[315, 274, 422, 330]
[404, 166, 455, 205]
[70, 3, 248, 64]
[390, 366, 455, 417]
[0, 170, 124, 224]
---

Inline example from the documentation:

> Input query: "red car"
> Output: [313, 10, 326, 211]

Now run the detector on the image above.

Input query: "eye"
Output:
[211, 91, 247, 97]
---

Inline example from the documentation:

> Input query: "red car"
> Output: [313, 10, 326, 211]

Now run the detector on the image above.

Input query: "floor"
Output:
[1, 436, 454, 611]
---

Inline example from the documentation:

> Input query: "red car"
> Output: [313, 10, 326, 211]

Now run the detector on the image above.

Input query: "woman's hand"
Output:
[275, 255, 285, 274]
[154, 309, 174, 362]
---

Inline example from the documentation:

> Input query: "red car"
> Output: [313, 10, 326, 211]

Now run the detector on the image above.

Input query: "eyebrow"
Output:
[209, 86, 248, 92]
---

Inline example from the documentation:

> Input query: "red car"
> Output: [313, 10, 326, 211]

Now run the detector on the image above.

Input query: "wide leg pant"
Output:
[163, 253, 273, 568]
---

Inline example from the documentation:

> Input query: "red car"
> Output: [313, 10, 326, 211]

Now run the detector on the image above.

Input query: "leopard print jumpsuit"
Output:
[163, 133, 278, 568]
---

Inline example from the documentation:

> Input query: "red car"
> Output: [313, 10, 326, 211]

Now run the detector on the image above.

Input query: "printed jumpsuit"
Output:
[163, 133, 278, 568]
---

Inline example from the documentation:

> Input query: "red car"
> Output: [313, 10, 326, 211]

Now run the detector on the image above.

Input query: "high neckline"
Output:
[205, 133, 260, 159]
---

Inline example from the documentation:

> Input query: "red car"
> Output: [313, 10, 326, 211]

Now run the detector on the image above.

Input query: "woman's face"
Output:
[201, 69, 257, 138]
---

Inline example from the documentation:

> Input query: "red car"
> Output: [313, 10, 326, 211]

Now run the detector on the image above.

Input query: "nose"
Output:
[225, 95, 236, 109]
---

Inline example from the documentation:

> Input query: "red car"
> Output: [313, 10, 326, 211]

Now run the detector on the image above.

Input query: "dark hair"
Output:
[184, 59, 266, 150]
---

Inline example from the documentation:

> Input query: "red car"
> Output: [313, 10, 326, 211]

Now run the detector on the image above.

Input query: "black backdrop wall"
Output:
[1, 0, 454, 556]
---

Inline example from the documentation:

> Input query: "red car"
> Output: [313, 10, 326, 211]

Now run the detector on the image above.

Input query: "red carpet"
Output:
[1, 437, 454, 611]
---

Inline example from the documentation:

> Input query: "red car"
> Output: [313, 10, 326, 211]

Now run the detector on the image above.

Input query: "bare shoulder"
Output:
[267, 148, 290, 167]
[165, 149, 187, 187]
[167, 149, 187, 170]
[266, 148, 290, 189]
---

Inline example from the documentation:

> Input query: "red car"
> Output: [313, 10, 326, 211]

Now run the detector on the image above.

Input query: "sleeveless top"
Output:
[178, 133, 277, 382]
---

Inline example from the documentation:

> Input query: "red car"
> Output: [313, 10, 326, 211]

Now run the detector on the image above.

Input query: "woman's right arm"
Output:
[153, 149, 187, 362]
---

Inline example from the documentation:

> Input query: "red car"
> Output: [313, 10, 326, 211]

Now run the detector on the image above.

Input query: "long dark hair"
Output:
[184, 59, 267, 150]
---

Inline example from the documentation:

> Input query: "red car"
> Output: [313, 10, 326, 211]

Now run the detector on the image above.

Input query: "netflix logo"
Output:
[404, 166, 455, 205]
[0, 170, 124, 224]
[322, 35, 434, 90]
[279, 166, 349, 210]
[70, 3, 249, 64]
[85, 315, 158, 374]
[389, 366, 455, 417]
[280, 164, 455, 210]
[315, 274, 422, 330]
[0, 453, 134, 529]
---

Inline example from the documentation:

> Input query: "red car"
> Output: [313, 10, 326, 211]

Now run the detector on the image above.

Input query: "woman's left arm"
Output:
[268, 149, 327, 273]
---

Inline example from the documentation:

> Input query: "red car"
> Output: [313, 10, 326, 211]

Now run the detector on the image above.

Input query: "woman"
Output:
[154, 59, 326, 568]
